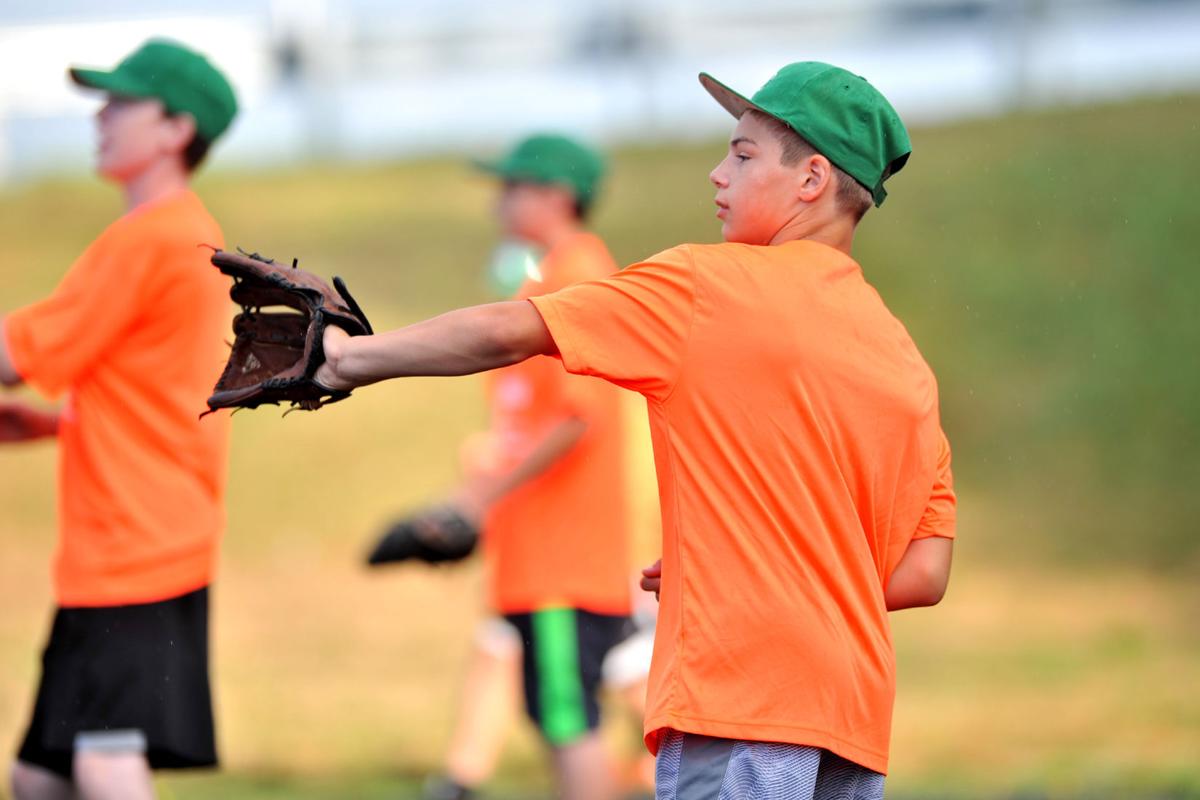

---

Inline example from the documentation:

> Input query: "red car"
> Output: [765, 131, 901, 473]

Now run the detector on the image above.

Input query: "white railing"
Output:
[1, 0, 1198, 184]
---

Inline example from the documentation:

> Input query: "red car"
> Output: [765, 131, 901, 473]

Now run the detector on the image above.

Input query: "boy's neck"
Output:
[120, 158, 191, 212]
[769, 207, 857, 256]
[531, 217, 584, 252]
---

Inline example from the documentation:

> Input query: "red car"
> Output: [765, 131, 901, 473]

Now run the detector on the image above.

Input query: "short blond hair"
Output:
[747, 110, 873, 223]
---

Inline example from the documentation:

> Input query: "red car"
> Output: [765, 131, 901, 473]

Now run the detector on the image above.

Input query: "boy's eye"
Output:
[736, 154, 750, 162]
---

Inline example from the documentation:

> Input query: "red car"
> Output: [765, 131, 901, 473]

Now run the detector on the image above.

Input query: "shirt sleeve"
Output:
[912, 428, 956, 539]
[4, 226, 159, 397]
[528, 245, 696, 404]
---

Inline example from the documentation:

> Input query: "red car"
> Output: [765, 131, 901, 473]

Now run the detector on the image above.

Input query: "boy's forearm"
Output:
[323, 301, 555, 389]
[466, 416, 588, 508]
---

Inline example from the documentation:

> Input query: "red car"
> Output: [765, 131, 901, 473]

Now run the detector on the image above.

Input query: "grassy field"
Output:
[2, 94, 1199, 799]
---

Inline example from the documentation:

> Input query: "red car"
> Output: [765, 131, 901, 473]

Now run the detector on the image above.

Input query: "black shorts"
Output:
[17, 586, 217, 778]
[505, 608, 633, 746]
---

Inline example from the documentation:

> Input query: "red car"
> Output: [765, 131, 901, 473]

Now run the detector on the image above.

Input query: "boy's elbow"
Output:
[914, 555, 952, 607]
[920, 574, 949, 607]
[489, 301, 555, 365]
[888, 572, 948, 611]
[887, 537, 954, 610]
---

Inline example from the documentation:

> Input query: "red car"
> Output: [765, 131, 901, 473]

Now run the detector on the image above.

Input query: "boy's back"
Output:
[530, 238, 954, 772]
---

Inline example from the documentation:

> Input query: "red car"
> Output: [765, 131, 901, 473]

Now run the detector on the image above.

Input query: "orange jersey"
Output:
[529, 240, 956, 773]
[4, 190, 231, 607]
[480, 232, 631, 615]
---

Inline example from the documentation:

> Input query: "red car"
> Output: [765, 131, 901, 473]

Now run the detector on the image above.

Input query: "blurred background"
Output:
[1, 1, 1198, 798]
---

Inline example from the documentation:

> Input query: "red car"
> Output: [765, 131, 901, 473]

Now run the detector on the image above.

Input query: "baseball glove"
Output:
[204, 247, 373, 415]
[366, 507, 480, 566]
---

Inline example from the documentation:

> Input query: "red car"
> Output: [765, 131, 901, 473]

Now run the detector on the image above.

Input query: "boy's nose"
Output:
[709, 163, 727, 188]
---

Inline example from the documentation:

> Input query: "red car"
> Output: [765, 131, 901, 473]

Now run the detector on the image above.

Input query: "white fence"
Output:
[1, 0, 1198, 184]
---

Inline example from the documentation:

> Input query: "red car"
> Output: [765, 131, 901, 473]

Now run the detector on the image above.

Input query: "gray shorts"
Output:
[655, 730, 885, 800]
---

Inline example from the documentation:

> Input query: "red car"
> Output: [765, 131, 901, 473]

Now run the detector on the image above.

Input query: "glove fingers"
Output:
[332, 276, 374, 335]
[230, 281, 312, 313]
[366, 521, 423, 566]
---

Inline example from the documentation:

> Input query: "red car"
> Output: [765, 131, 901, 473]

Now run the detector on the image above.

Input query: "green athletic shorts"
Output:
[504, 607, 632, 745]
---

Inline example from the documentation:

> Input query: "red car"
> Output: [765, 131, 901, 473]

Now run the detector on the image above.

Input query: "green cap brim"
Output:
[470, 156, 568, 189]
[471, 157, 508, 177]
[699, 72, 765, 122]
[68, 67, 154, 100]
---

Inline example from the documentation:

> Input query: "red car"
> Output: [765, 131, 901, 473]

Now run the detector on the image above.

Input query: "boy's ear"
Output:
[162, 111, 197, 155]
[542, 183, 578, 218]
[796, 153, 835, 204]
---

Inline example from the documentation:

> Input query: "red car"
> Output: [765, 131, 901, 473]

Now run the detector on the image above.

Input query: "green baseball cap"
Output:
[700, 62, 910, 206]
[69, 39, 238, 143]
[475, 134, 607, 208]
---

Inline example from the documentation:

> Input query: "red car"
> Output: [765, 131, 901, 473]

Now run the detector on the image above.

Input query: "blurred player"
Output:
[427, 586, 657, 800]
[383, 135, 639, 800]
[318, 62, 956, 799]
[0, 40, 237, 800]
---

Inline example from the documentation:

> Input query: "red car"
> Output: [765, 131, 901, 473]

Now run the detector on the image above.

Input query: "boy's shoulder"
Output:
[646, 239, 849, 276]
[102, 191, 220, 253]
[80, 192, 223, 289]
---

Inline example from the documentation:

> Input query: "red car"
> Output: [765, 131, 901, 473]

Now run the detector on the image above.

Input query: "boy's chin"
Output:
[95, 149, 164, 183]
[95, 159, 127, 182]
[722, 227, 761, 246]
[96, 159, 147, 185]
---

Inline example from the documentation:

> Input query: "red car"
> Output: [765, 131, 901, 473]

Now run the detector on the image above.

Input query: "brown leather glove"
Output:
[204, 247, 373, 415]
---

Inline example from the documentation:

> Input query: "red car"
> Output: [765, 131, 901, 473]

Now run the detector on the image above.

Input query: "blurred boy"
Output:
[428, 592, 657, 800]
[319, 62, 955, 798]
[0, 40, 237, 800]
[410, 135, 636, 800]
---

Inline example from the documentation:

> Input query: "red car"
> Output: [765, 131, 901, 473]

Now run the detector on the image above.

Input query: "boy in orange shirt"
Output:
[317, 62, 955, 798]
[372, 135, 636, 800]
[0, 40, 236, 800]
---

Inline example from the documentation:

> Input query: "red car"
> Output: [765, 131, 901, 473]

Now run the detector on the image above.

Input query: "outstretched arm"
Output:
[885, 536, 953, 610]
[0, 318, 22, 387]
[316, 301, 556, 391]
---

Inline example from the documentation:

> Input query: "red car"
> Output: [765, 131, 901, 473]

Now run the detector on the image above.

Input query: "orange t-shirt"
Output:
[529, 240, 956, 774]
[4, 190, 232, 608]
[479, 232, 631, 615]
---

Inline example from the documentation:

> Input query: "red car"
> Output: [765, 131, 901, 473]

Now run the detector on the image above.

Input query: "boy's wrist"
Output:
[316, 326, 356, 391]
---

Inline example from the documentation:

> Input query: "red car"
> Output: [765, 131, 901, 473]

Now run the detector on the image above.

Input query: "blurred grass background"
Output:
[2, 94, 1199, 799]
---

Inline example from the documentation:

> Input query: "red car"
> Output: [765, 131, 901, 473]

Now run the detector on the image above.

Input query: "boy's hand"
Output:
[446, 475, 499, 530]
[315, 325, 354, 392]
[640, 559, 663, 601]
[0, 400, 59, 443]
[204, 247, 373, 414]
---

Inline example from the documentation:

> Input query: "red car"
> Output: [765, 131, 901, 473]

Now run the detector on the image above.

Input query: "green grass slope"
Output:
[1, 94, 1197, 799]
